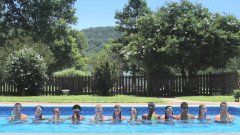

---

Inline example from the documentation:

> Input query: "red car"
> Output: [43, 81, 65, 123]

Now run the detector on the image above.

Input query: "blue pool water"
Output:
[0, 105, 240, 133]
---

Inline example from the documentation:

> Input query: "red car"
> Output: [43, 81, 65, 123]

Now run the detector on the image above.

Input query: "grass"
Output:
[177, 96, 234, 102]
[0, 95, 164, 103]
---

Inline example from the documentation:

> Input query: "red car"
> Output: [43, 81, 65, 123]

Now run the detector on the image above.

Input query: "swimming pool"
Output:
[0, 105, 239, 133]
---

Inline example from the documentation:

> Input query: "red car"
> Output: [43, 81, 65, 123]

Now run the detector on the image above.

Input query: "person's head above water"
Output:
[148, 102, 155, 112]
[220, 102, 228, 113]
[13, 103, 22, 115]
[53, 107, 60, 118]
[130, 107, 138, 119]
[114, 104, 121, 113]
[95, 104, 103, 115]
[180, 102, 188, 112]
[72, 104, 81, 113]
[113, 104, 122, 120]
[165, 106, 173, 119]
[35, 105, 43, 118]
[198, 104, 207, 117]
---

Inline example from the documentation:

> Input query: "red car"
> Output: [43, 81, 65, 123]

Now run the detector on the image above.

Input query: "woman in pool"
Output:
[129, 107, 141, 122]
[197, 104, 211, 121]
[34, 105, 45, 120]
[161, 106, 176, 121]
[91, 104, 108, 121]
[214, 102, 234, 123]
[175, 102, 194, 121]
[48, 107, 66, 123]
[142, 102, 161, 121]
[10, 103, 28, 120]
[110, 104, 126, 121]
[70, 104, 84, 123]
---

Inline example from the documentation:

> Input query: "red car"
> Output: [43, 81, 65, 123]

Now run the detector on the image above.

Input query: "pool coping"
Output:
[0, 133, 240, 135]
[1, 105, 240, 135]
[0, 104, 240, 108]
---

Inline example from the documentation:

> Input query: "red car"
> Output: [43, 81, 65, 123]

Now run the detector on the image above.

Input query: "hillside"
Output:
[82, 26, 122, 53]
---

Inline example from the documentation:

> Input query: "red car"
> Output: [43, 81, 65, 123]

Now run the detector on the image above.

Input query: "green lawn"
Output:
[0, 95, 164, 103]
[177, 96, 234, 102]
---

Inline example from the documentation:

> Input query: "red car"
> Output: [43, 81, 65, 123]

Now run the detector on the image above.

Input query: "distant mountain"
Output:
[82, 26, 122, 54]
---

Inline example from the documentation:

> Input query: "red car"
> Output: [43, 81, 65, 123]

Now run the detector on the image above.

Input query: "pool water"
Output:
[0, 105, 239, 133]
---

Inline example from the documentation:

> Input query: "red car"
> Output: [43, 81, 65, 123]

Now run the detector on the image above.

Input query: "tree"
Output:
[92, 61, 118, 96]
[0, 0, 88, 73]
[129, 0, 240, 76]
[114, 0, 151, 73]
[0, 0, 77, 46]
[49, 29, 88, 72]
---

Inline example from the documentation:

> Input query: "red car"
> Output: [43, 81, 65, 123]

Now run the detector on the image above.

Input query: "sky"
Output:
[72, 0, 240, 30]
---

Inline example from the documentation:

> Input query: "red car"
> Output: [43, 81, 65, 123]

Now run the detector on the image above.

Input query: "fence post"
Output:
[147, 73, 152, 96]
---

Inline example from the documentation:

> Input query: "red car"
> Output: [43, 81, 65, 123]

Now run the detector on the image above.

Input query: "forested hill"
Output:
[82, 26, 122, 53]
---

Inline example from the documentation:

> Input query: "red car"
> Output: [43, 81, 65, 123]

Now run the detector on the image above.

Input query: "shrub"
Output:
[4, 48, 48, 96]
[53, 68, 90, 77]
[92, 61, 118, 96]
[234, 89, 240, 98]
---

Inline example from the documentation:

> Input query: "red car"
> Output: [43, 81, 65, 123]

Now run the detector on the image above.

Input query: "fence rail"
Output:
[0, 72, 238, 96]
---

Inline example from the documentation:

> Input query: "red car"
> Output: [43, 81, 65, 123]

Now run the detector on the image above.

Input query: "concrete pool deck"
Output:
[0, 97, 239, 106]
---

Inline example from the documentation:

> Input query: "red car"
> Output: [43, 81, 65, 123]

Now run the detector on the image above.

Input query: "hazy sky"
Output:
[72, 0, 240, 30]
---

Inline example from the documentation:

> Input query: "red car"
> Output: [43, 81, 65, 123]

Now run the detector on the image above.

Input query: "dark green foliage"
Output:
[0, 0, 77, 46]
[82, 26, 122, 53]
[93, 61, 118, 96]
[0, 0, 88, 74]
[114, 0, 151, 73]
[117, 0, 240, 76]
[4, 48, 48, 96]
[0, 37, 54, 75]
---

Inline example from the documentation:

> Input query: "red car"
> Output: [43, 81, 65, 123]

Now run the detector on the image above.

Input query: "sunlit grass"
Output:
[0, 95, 164, 103]
[177, 96, 234, 102]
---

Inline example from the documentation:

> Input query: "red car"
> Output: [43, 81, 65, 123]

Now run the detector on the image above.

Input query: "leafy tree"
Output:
[0, 0, 88, 73]
[115, 0, 151, 34]
[4, 48, 48, 96]
[126, 0, 240, 76]
[88, 40, 122, 74]
[0, 0, 77, 46]
[49, 29, 88, 72]
[114, 0, 152, 73]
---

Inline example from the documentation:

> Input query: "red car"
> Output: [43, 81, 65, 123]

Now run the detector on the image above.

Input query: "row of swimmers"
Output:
[9, 102, 234, 123]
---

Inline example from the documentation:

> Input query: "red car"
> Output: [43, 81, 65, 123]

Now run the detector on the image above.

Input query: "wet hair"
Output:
[35, 105, 43, 118]
[147, 102, 155, 120]
[198, 104, 205, 117]
[220, 102, 227, 107]
[180, 102, 188, 108]
[130, 107, 138, 119]
[35, 105, 43, 111]
[53, 107, 60, 118]
[14, 103, 22, 108]
[113, 105, 122, 120]
[72, 104, 81, 120]
[72, 104, 81, 111]
[180, 102, 188, 120]
[164, 106, 173, 119]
